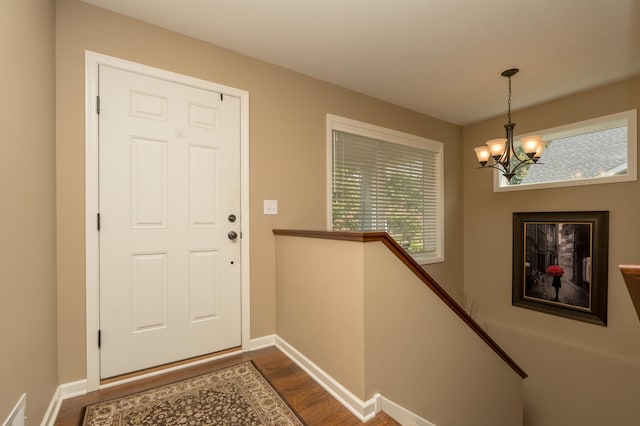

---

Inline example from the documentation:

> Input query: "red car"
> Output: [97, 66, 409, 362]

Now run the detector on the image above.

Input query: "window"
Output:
[327, 115, 444, 264]
[496, 109, 637, 191]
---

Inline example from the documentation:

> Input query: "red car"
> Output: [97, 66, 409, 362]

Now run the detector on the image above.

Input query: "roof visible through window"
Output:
[518, 127, 627, 184]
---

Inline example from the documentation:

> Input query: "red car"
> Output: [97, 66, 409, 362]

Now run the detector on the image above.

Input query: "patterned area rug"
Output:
[82, 361, 305, 425]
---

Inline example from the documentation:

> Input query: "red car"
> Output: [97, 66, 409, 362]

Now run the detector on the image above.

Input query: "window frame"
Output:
[326, 114, 444, 264]
[494, 109, 637, 192]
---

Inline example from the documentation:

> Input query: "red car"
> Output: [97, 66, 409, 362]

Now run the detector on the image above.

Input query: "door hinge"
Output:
[98, 329, 102, 348]
[97, 213, 101, 231]
[97, 95, 101, 114]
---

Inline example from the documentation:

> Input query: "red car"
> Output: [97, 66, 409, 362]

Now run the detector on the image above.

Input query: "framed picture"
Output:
[512, 211, 609, 325]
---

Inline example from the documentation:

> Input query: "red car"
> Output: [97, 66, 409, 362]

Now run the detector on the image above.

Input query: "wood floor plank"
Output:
[54, 346, 400, 425]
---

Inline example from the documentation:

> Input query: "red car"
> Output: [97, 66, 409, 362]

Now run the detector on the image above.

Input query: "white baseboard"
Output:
[377, 395, 436, 426]
[61, 379, 89, 399]
[248, 334, 276, 350]
[40, 387, 61, 426]
[40, 379, 88, 426]
[274, 336, 378, 422]
[3, 393, 26, 426]
[273, 336, 435, 425]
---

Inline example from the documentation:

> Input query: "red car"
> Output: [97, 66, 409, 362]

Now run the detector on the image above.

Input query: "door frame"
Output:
[84, 51, 251, 390]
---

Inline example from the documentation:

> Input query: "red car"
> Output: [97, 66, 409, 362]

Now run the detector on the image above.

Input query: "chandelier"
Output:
[474, 68, 543, 182]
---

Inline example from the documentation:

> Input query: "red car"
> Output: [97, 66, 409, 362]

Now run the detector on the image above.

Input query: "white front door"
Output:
[98, 65, 241, 379]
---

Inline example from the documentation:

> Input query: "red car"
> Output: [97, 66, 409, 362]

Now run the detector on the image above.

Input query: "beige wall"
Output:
[55, 0, 462, 383]
[363, 242, 523, 426]
[274, 235, 523, 424]
[463, 76, 640, 425]
[275, 237, 366, 398]
[0, 0, 58, 423]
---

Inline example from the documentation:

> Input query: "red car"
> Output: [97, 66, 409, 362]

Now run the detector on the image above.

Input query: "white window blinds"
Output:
[331, 128, 442, 263]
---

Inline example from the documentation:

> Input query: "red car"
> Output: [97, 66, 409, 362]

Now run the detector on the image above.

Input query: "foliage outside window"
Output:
[327, 115, 444, 264]
[496, 110, 637, 191]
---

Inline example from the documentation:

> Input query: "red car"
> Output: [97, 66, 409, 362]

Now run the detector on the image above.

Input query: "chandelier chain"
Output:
[507, 76, 512, 124]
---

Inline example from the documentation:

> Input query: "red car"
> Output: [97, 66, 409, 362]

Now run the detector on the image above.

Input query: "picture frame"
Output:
[512, 211, 609, 325]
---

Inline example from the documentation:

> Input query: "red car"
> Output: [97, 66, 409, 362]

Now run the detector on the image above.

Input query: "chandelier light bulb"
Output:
[474, 146, 491, 165]
[521, 135, 542, 155]
[486, 138, 508, 158]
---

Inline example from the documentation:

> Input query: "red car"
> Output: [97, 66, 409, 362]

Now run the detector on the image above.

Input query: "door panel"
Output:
[98, 65, 241, 378]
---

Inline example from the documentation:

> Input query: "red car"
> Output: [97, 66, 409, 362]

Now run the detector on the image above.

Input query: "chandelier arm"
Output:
[510, 157, 540, 174]
[507, 150, 534, 165]
[479, 156, 539, 176]
[476, 163, 508, 172]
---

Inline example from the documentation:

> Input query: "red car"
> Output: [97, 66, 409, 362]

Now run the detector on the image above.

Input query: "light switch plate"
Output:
[264, 200, 278, 215]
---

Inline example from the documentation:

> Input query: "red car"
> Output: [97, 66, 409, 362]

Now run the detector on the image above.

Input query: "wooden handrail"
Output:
[273, 229, 528, 379]
[620, 265, 640, 322]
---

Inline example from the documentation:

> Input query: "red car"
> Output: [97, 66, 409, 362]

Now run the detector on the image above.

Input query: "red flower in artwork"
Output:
[546, 265, 564, 277]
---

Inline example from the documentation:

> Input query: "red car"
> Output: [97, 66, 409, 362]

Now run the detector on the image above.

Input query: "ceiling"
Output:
[81, 0, 640, 125]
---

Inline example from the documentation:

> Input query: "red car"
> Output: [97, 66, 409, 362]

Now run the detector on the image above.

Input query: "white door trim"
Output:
[84, 50, 250, 390]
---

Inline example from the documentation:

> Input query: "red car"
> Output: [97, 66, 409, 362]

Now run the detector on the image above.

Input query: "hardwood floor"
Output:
[55, 346, 400, 425]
